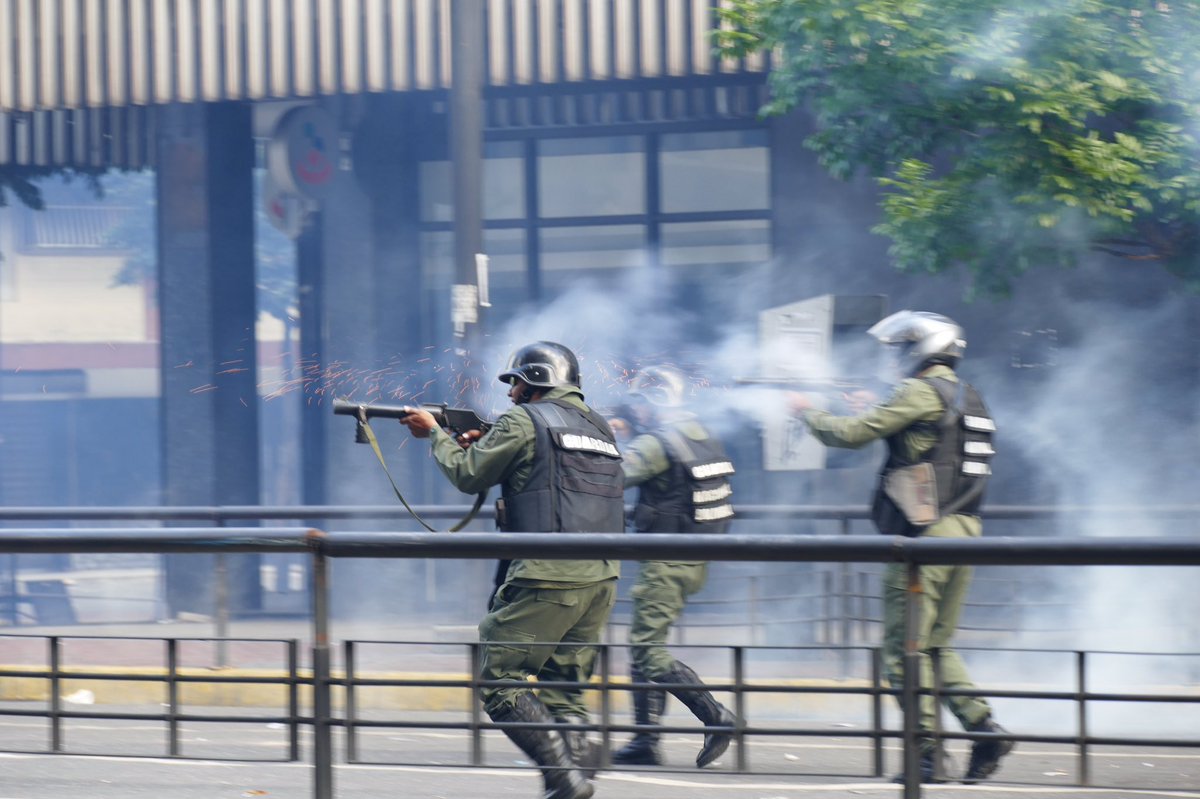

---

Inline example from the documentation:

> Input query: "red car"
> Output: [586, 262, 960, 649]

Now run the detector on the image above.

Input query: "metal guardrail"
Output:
[0, 528, 1199, 799]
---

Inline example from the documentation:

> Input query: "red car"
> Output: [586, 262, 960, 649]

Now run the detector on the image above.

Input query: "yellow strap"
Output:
[359, 417, 485, 533]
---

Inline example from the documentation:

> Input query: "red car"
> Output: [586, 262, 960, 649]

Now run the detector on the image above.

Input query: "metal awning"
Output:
[0, 0, 765, 113]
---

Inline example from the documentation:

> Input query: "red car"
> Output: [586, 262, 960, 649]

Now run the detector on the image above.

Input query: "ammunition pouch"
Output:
[872, 463, 938, 537]
[884, 462, 940, 526]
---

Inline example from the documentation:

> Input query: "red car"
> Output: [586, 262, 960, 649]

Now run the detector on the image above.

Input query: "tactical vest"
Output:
[632, 423, 735, 534]
[499, 399, 625, 533]
[871, 376, 995, 536]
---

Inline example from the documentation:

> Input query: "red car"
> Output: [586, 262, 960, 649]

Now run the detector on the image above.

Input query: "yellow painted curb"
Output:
[0, 666, 882, 712]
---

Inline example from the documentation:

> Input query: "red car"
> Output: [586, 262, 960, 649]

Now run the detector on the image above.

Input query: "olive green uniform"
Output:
[622, 422, 709, 679]
[429, 385, 619, 718]
[800, 365, 993, 742]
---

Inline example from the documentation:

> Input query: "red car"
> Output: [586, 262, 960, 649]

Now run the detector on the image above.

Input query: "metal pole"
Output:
[310, 539, 333, 799]
[871, 647, 884, 777]
[931, 647, 944, 782]
[167, 638, 180, 756]
[598, 643, 612, 767]
[733, 645, 748, 772]
[344, 641, 357, 763]
[469, 642, 483, 766]
[838, 518, 852, 676]
[1077, 650, 1090, 786]
[214, 553, 230, 668]
[902, 560, 922, 799]
[49, 636, 62, 752]
[214, 515, 229, 669]
[450, 0, 485, 343]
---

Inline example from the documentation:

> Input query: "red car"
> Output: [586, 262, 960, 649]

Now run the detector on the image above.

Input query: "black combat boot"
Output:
[553, 713, 602, 778]
[612, 666, 666, 766]
[963, 716, 1014, 784]
[651, 662, 735, 768]
[890, 748, 948, 784]
[491, 693, 594, 799]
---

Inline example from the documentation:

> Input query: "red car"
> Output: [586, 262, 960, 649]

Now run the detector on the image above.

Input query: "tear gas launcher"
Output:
[331, 398, 493, 532]
[332, 399, 493, 444]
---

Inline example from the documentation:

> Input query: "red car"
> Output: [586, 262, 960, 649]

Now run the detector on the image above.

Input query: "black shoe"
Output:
[891, 750, 948, 784]
[964, 717, 1014, 784]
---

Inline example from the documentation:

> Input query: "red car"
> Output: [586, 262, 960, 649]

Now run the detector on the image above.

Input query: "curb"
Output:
[0, 667, 876, 713]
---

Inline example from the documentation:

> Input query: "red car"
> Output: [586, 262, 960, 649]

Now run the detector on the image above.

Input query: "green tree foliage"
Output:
[717, 0, 1200, 295]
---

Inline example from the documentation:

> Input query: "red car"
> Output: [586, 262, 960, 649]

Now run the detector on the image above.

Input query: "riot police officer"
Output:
[789, 311, 1013, 784]
[608, 365, 738, 769]
[400, 341, 623, 799]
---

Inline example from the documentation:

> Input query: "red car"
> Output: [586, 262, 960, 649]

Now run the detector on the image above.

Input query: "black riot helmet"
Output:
[628, 365, 687, 408]
[497, 341, 581, 389]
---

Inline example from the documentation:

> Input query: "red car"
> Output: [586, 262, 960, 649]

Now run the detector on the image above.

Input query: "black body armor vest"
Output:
[871, 376, 995, 536]
[632, 422, 735, 534]
[499, 399, 625, 533]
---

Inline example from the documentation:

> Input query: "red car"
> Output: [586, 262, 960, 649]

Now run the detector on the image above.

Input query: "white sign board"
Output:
[759, 295, 833, 471]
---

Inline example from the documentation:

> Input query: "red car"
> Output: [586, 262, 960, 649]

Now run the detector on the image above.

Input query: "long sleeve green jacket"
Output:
[428, 384, 620, 584]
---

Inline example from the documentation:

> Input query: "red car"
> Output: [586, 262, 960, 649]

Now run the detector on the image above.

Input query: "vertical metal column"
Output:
[598, 643, 613, 766]
[1076, 650, 1090, 786]
[344, 641, 357, 762]
[838, 516, 853, 676]
[310, 537, 333, 799]
[902, 559, 922, 799]
[469, 642, 484, 766]
[450, 0, 485, 343]
[48, 636, 62, 752]
[733, 645, 748, 773]
[870, 647, 884, 777]
[166, 638, 180, 756]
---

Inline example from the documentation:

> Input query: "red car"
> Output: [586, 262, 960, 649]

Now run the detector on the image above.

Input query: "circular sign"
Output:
[262, 172, 307, 239]
[266, 105, 339, 202]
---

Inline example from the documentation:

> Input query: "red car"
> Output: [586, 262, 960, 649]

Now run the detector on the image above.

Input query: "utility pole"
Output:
[450, 0, 487, 349]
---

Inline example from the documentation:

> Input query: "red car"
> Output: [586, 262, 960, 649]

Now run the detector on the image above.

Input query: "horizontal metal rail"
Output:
[1, 528, 1199, 799]
[0, 503, 1197, 522]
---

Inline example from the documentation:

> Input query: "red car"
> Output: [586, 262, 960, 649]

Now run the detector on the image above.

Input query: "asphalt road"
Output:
[0, 712, 1197, 799]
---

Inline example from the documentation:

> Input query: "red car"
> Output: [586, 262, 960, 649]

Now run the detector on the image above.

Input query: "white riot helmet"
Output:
[868, 311, 966, 377]
[628, 365, 687, 408]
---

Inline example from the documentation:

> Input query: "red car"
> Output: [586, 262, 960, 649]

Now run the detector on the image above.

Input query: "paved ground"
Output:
[2, 619, 1199, 797]
[0, 711, 1198, 799]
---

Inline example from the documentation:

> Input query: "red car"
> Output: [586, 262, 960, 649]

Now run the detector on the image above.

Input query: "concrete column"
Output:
[156, 102, 261, 617]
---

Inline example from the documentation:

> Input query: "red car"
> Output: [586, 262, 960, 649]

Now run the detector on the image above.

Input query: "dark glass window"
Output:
[538, 137, 646, 218]
[660, 130, 769, 213]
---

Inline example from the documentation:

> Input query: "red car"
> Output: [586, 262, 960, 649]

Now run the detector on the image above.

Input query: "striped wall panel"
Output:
[0, 0, 764, 113]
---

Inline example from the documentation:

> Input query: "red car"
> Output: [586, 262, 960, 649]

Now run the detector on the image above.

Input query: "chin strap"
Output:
[357, 411, 485, 533]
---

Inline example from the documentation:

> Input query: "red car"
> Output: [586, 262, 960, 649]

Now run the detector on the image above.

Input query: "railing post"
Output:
[902, 559, 922, 799]
[310, 536, 333, 799]
[469, 642, 483, 766]
[214, 519, 229, 669]
[48, 636, 62, 753]
[733, 645, 747, 773]
[166, 638, 180, 756]
[931, 647, 944, 782]
[344, 641, 357, 763]
[1077, 650, 1089, 786]
[288, 639, 301, 761]
[598, 642, 612, 767]
[838, 517, 852, 676]
[871, 646, 884, 777]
